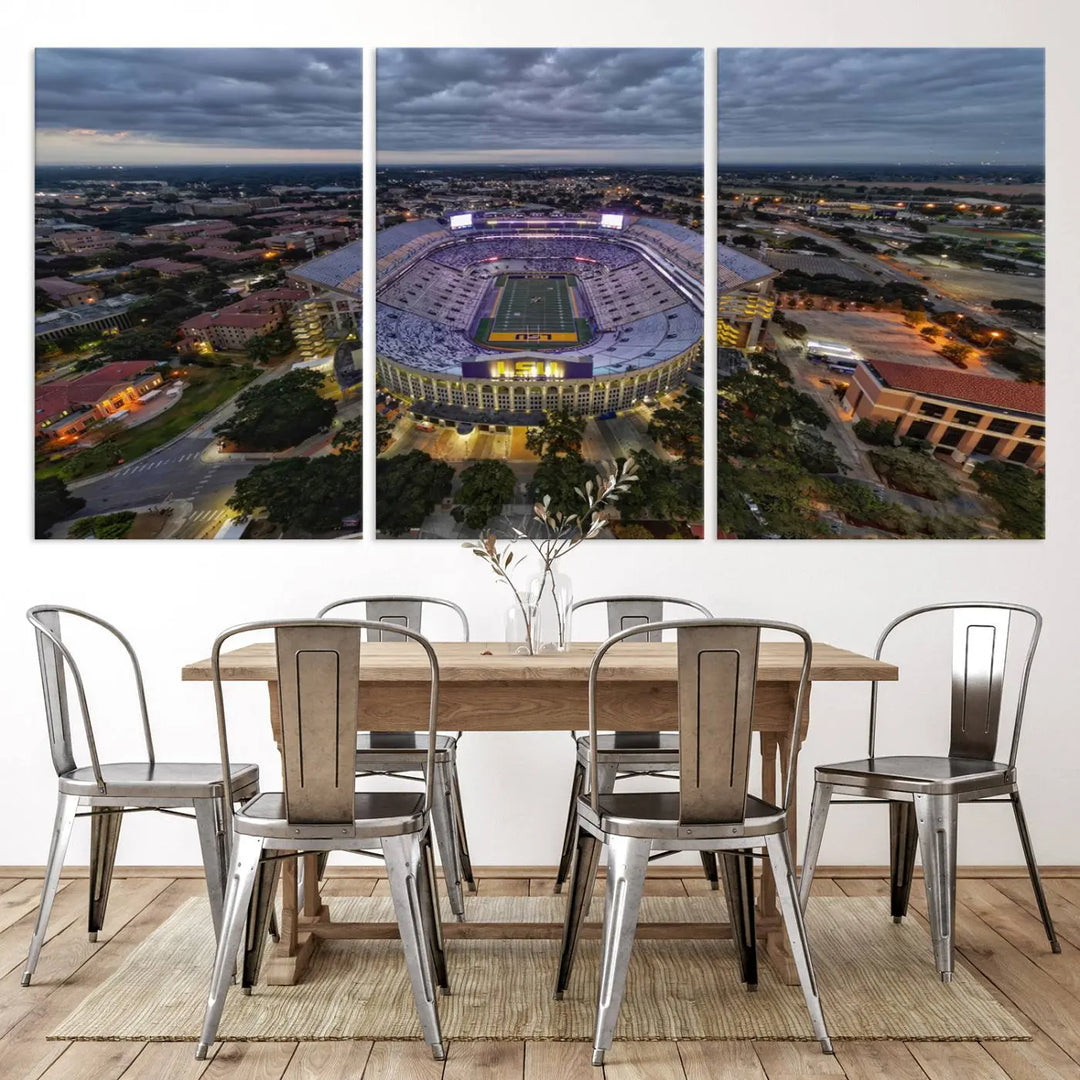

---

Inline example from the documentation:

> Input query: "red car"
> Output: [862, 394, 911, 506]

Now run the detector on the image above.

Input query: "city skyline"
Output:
[377, 48, 704, 165]
[35, 48, 362, 165]
[718, 48, 1045, 166]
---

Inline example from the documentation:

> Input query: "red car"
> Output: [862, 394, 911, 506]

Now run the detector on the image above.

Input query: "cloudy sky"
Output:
[35, 48, 362, 165]
[377, 48, 703, 165]
[719, 49, 1044, 166]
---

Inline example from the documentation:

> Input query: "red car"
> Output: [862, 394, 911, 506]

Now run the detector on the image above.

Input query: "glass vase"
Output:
[504, 599, 537, 655]
[528, 569, 573, 653]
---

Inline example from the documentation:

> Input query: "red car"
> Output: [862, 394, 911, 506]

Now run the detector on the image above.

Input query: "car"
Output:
[456, 423, 474, 436]
[415, 420, 435, 432]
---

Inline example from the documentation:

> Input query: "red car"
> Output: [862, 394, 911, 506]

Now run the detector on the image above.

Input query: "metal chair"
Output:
[555, 619, 832, 1065]
[554, 596, 717, 893]
[799, 602, 1059, 983]
[23, 606, 261, 987]
[317, 596, 474, 919]
[197, 619, 447, 1062]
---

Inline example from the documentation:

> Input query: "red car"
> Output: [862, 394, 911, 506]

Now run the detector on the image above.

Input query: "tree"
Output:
[68, 511, 136, 540]
[245, 336, 273, 365]
[99, 327, 175, 364]
[973, 460, 1045, 538]
[227, 452, 362, 534]
[527, 452, 592, 518]
[525, 410, 585, 458]
[612, 451, 701, 523]
[920, 325, 940, 340]
[332, 416, 363, 452]
[868, 447, 958, 502]
[35, 477, 86, 538]
[214, 369, 335, 451]
[35, 287, 58, 313]
[939, 342, 972, 365]
[986, 343, 1044, 383]
[376, 451, 453, 536]
[648, 393, 704, 463]
[794, 430, 845, 475]
[452, 461, 516, 530]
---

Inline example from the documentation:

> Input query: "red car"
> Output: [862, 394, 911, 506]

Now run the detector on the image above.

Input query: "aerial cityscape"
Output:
[373, 48, 708, 539]
[713, 48, 1045, 539]
[33, 47, 1044, 541]
[34, 48, 363, 539]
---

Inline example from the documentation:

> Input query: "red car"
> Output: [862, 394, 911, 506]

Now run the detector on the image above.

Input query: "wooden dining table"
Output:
[182, 639, 897, 986]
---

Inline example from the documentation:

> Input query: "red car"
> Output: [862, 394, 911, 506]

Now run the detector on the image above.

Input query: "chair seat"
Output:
[578, 790, 785, 841]
[576, 733, 679, 765]
[816, 755, 1014, 795]
[357, 732, 456, 753]
[234, 791, 426, 840]
[59, 761, 259, 800]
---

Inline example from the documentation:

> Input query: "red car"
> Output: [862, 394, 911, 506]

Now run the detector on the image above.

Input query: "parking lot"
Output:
[785, 309, 1014, 379]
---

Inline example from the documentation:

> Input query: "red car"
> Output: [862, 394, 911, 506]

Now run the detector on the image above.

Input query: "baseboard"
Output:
[4, 864, 1079, 880]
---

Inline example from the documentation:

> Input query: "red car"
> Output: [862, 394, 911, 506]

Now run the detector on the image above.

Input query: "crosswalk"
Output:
[186, 509, 225, 525]
[113, 451, 205, 477]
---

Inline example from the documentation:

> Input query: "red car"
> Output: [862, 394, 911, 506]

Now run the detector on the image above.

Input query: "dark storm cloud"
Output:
[36, 48, 361, 153]
[718, 48, 1044, 165]
[377, 48, 703, 163]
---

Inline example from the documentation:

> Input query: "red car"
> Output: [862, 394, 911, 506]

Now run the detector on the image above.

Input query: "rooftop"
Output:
[864, 359, 1045, 417]
[36, 361, 159, 420]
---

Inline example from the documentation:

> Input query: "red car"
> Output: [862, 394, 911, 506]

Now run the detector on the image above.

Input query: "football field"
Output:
[488, 274, 579, 343]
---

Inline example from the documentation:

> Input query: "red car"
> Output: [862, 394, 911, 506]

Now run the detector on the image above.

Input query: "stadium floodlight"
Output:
[449, 213, 474, 230]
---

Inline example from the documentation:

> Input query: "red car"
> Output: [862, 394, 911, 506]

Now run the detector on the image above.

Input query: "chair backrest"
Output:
[211, 619, 440, 832]
[317, 596, 469, 643]
[870, 602, 1041, 769]
[26, 605, 154, 788]
[587, 619, 811, 822]
[572, 596, 713, 642]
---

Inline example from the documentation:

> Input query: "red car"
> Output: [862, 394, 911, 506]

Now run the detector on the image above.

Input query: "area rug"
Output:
[51, 895, 1027, 1042]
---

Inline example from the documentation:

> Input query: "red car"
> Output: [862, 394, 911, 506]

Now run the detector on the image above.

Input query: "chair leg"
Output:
[383, 832, 445, 1061]
[596, 763, 619, 795]
[719, 850, 757, 990]
[1010, 790, 1060, 953]
[592, 834, 651, 1066]
[429, 761, 466, 921]
[196, 833, 264, 1060]
[446, 756, 476, 893]
[913, 793, 958, 982]
[889, 801, 919, 923]
[193, 798, 228, 942]
[417, 827, 450, 993]
[798, 781, 833, 912]
[553, 824, 602, 999]
[700, 852, 720, 891]
[554, 759, 586, 893]
[241, 854, 281, 992]
[87, 807, 124, 942]
[22, 792, 78, 986]
[765, 831, 833, 1054]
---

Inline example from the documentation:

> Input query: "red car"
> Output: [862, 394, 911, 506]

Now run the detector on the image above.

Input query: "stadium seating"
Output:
[375, 216, 707, 376]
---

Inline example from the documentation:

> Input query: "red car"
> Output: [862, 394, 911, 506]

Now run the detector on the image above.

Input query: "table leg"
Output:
[261, 682, 328, 985]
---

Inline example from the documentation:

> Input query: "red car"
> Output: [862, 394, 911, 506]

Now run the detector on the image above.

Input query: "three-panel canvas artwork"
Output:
[34, 48, 1045, 540]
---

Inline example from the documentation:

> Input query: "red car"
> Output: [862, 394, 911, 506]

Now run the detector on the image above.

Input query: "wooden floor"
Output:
[2, 868, 1079, 1080]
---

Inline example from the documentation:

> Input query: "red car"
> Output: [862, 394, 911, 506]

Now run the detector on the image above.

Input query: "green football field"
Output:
[489, 275, 577, 341]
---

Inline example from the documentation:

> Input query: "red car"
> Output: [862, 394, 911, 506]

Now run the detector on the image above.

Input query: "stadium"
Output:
[290, 212, 776, 422]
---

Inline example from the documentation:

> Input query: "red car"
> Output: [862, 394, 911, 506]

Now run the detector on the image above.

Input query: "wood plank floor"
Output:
[1, 869, 1076, 1080]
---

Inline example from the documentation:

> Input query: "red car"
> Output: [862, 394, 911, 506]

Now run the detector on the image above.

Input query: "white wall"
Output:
[4, 0, 1077, 872]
